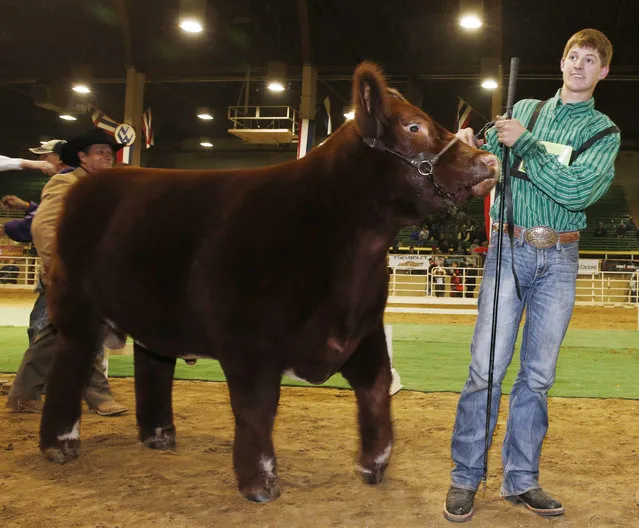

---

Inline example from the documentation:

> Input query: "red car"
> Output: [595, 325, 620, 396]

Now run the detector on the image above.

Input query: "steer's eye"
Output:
[409, 125, 419, 133]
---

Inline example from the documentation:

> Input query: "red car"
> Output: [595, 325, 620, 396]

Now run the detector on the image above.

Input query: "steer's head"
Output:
[352, 62, 498, 218]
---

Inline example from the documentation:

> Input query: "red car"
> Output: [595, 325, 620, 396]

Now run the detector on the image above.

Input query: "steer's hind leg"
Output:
[134, 343, 177, 450]
[340, 322, 393, 485]
[221, 358, 282, 503]
[40, 293, 102, 463]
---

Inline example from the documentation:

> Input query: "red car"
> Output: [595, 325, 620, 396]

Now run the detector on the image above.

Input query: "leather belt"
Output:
[492, 223, 580, 249]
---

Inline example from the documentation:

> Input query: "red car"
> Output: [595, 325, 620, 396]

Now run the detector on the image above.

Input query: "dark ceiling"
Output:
[1, 0, 638, 158]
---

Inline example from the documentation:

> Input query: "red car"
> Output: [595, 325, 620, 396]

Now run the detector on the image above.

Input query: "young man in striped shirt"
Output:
[445, 29, 620, 522]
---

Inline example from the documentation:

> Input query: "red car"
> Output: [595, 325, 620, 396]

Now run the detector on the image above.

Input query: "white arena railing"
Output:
[1, 257, 637, 328]
[386, 263, 639, 329]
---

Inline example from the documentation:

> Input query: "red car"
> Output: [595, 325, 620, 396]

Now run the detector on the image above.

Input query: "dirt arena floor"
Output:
[1, 291, 639, 527]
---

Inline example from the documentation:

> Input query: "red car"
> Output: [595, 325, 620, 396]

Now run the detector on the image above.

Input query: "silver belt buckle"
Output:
[524, 226, 559, 249]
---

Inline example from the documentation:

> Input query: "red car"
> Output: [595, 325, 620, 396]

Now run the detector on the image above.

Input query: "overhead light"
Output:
[344, 110, 355, 120]
[200, 139, 214, 148]
[197, 107, 214, 120]
[71, 65, 92, 94]
[179, 0, 205, 33]
[267, 81, 285, 93]
[59, 114, 77, 121]
[459, 0, 483, 30]
[179, 18, 203, 33]
[460, 15, 482, 29]
[267, 61, 287, 93]
[480, 57, 500, 91]
[72, 83, 91, 94]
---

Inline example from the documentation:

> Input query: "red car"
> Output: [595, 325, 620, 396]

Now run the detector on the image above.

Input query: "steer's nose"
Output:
[481, 153, 499, 171]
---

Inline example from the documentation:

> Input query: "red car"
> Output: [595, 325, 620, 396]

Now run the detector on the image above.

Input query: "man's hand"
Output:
[495, 115, 526, 147]
[455, 127, 481, 148]
[1, 195, 30, 212]
[21, 159, 55, 174]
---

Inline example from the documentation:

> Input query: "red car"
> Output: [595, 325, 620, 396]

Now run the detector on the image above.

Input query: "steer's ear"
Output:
[353, 62, 389, 139]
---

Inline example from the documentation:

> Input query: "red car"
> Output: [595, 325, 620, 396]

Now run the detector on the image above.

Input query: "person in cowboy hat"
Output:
[7, 128, 127, 416]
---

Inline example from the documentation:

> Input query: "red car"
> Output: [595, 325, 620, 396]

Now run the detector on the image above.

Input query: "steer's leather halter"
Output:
[362, 133, 459, 200]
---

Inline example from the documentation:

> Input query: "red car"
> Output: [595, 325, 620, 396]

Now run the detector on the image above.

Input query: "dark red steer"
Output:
[40, 62, 498, 503]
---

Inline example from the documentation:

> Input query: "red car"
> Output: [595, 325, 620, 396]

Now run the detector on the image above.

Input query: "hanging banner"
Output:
[601, 260, 638, 272]
[388, 255, 431, 270]
[578, 259, 600, 275]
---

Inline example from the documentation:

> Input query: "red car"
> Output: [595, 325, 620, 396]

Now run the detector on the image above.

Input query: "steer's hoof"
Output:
[242, 481, 281, 503]
[355, 463, 387, 485]
[42, 440, 80, 464]
[142, 425, 177, 450]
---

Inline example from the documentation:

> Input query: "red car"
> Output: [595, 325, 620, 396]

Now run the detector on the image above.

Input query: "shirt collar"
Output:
[550, 88, 595, 118]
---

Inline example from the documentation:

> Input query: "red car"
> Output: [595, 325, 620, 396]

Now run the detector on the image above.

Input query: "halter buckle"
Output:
[417, 159, 434, 176]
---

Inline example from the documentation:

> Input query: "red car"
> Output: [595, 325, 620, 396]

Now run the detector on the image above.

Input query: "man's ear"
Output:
[352, 61, 389, 139]
[599, 65, 609, 80]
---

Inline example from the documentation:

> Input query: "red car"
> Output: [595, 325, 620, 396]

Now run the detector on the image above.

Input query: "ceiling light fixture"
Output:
[197, 107, 214, 120]
[179, 0, 206, 34]
[459, 0, 484, 30]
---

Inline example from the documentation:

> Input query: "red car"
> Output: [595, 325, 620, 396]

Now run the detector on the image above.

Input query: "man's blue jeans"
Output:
[450, 231, 579, 496]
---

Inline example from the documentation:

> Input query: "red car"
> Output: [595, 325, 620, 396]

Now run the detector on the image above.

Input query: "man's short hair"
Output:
[563, 28, 613, 67]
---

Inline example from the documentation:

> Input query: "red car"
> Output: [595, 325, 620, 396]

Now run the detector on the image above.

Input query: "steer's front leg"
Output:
[220, 358, 282, 503]
[340, 323, 393, 485]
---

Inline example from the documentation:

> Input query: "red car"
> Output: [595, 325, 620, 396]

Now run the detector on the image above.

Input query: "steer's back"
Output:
[53, 164, 354, 357]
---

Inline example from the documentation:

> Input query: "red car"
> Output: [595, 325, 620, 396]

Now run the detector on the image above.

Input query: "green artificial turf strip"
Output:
[1, 324, 637, 398]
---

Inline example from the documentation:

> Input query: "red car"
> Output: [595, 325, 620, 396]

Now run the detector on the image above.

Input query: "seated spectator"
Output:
[594, 222, 606, 237]
[0, 259, 19, 284]
[418, 226, 430, 246]
[616, 220, 627, 238]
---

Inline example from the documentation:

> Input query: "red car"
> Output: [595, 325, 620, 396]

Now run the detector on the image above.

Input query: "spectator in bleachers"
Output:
[450, 262, 463, 297]
[0, 259, 19, 284]
[616, 220, 627, 237]
[431, 259, 447, 297]
[594, 221, 606, 236]
[630, 271, 638, 303]
[418, 226, 430, 246]
[425, 256, 437, 295]
[464, 259, 478, 298]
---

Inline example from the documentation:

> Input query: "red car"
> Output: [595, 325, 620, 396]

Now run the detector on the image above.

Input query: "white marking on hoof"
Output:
[57, 421, 80, 441]
[355, 464, 373, 474]
[260, 455, 275, 478]
[283, 369, 310, 383]
[374, 442, 392, 465]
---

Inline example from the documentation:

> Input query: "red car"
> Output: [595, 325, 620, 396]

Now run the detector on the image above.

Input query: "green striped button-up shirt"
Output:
[485, 89, 620, 232]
